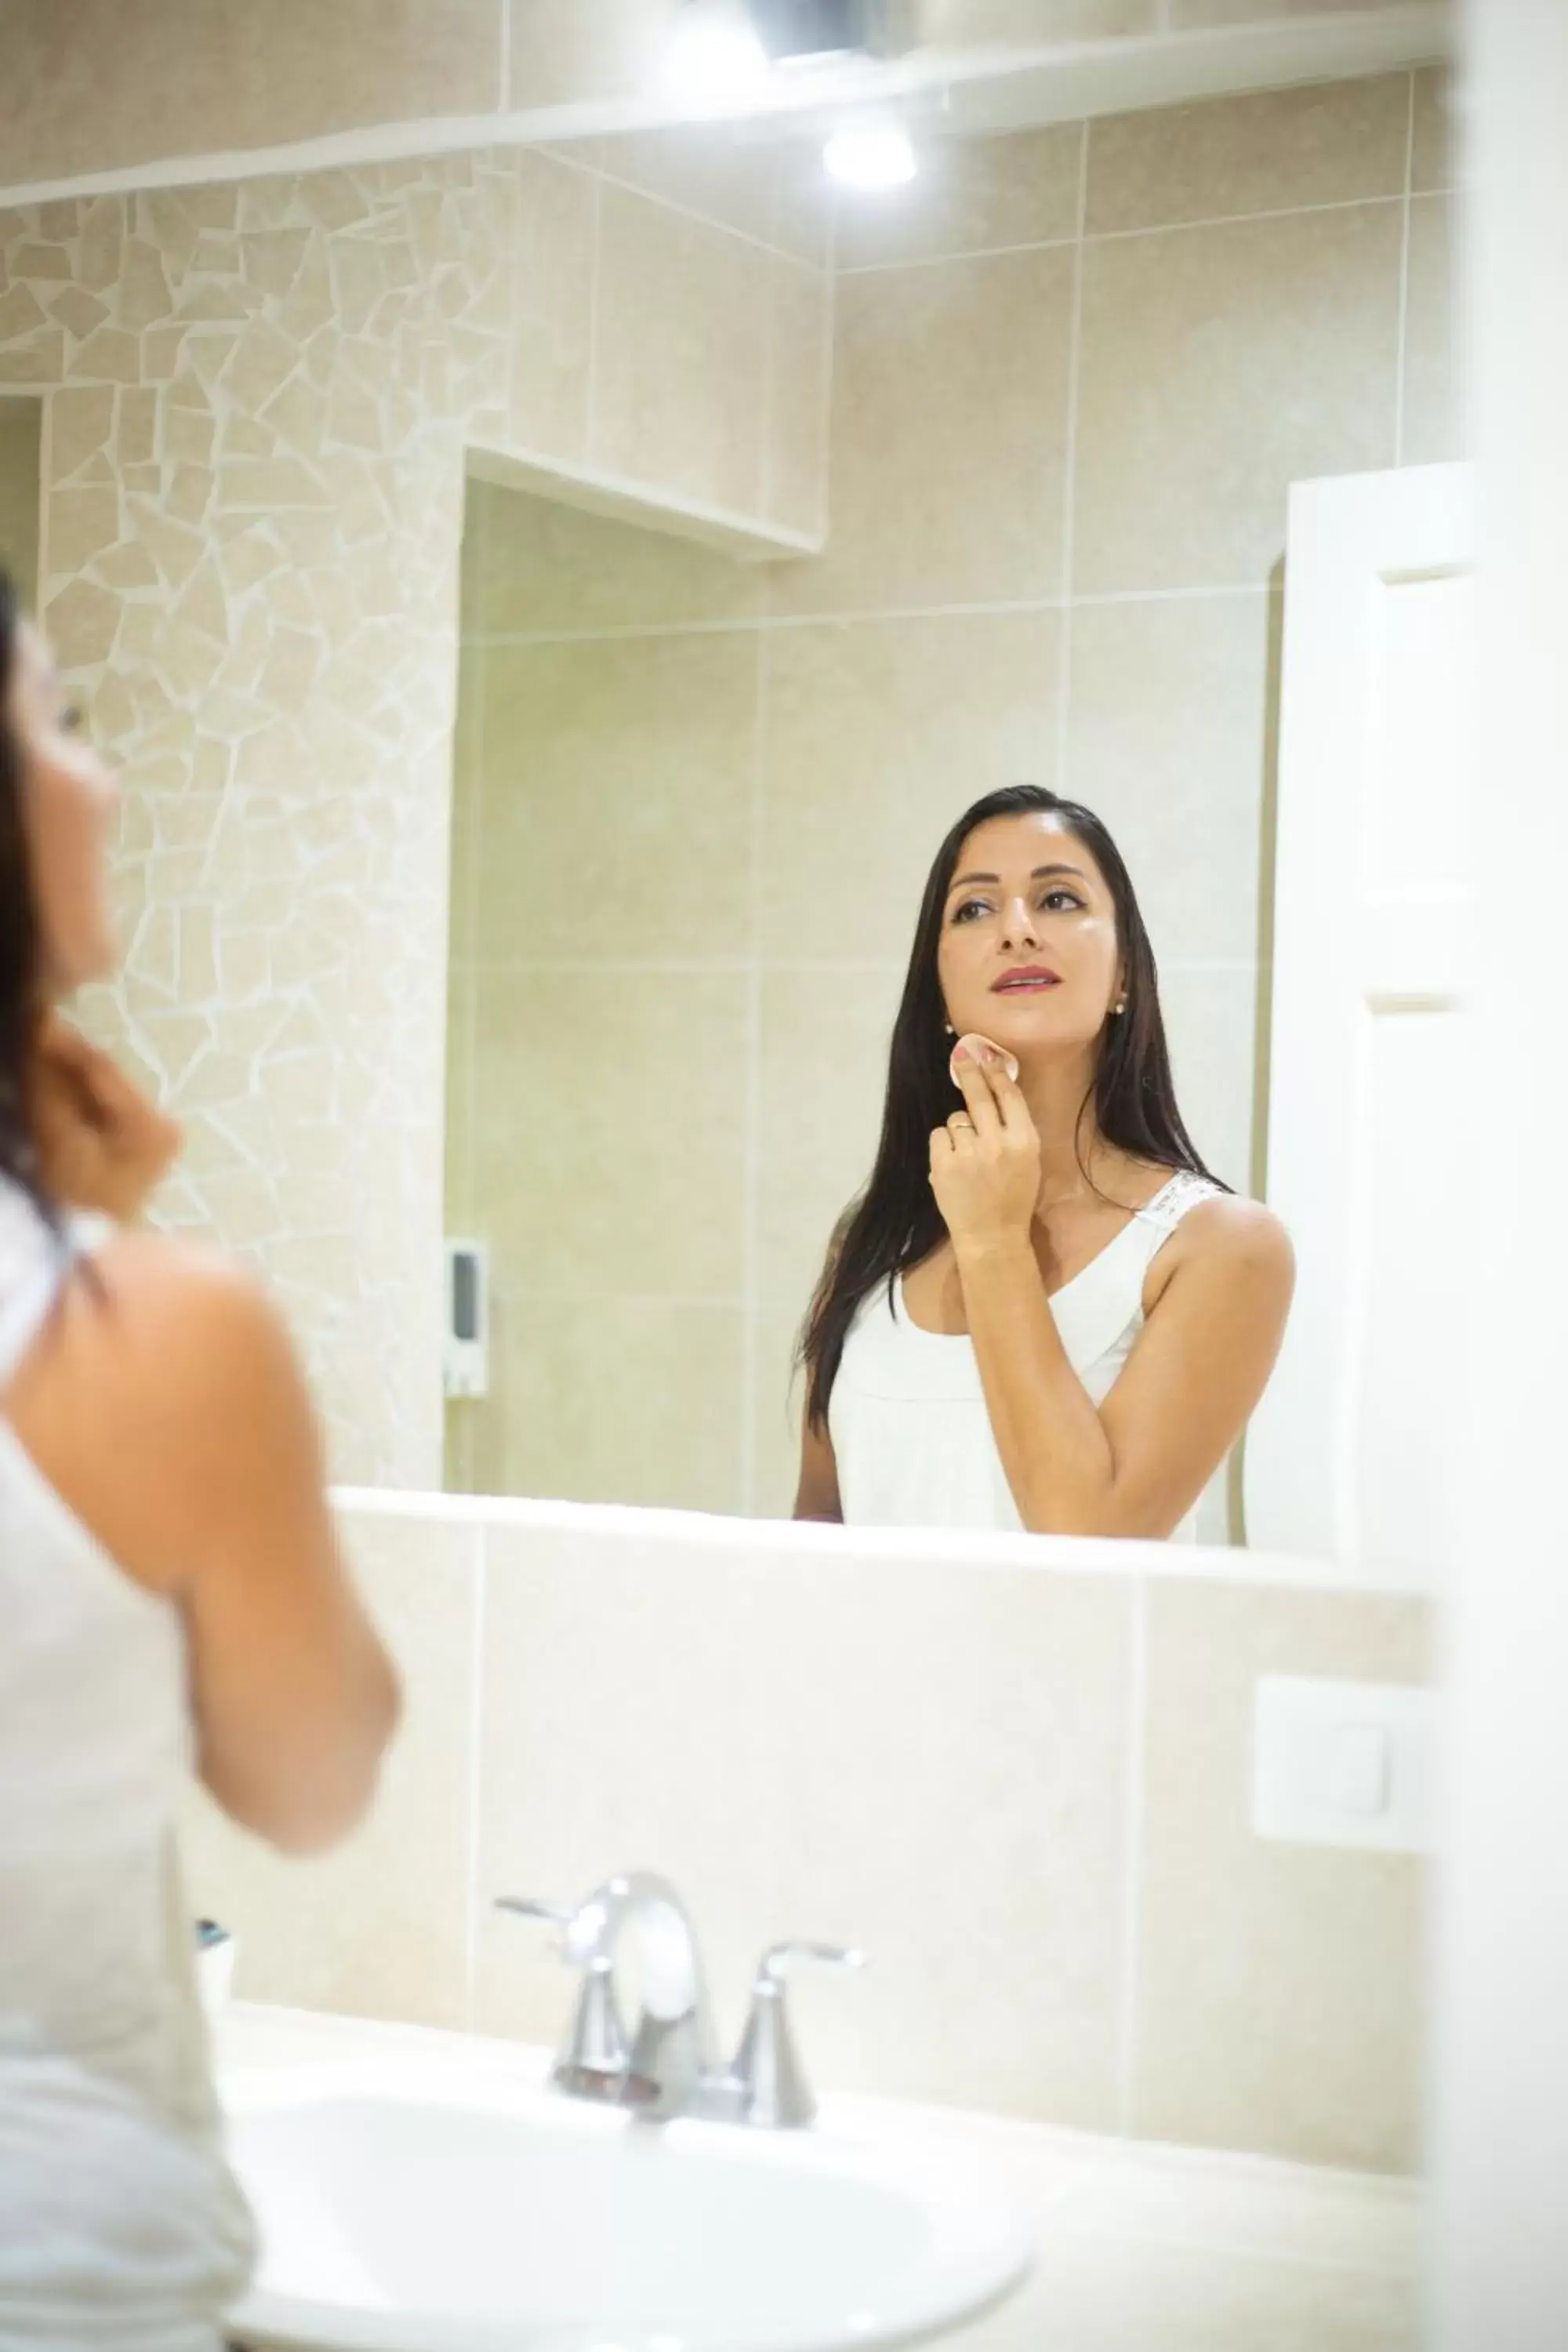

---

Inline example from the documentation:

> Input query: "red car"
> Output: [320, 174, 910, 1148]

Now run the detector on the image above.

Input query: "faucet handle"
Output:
[758, 1941, 866, 1983]
[495, 1896, 573, 1932]
[495, 1896, 629, 2079]
[731, 1940, 866, 2130]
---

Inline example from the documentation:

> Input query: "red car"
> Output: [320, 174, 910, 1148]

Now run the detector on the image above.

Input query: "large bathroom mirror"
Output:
[440, 54, 1464, 1559]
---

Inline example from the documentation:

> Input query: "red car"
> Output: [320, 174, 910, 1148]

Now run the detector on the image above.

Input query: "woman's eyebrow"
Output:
[946, 862, 1088, 894]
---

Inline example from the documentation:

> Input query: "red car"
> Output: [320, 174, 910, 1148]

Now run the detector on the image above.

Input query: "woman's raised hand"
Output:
[928, 1042, 1040, 1256]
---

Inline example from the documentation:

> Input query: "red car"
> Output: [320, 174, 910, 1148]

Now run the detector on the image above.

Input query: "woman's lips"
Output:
[991, 967, 1061, 993]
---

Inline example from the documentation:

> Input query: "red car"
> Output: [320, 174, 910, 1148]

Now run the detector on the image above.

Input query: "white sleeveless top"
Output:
[829, 1169, 1225, 1537]
[0, 1178, 254, 2347]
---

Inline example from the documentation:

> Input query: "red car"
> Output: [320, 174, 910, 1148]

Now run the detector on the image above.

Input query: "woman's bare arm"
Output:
[2, 1229, 399, 1854]
[957, 1198, 1294, 1537]
[793, 1407, 844, 1522]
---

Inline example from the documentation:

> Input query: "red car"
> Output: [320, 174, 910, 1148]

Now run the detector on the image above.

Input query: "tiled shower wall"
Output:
[184, 1493, 1433, 2175]
[0, 143, 828, 1483]
[445, 68, 1459, 1526]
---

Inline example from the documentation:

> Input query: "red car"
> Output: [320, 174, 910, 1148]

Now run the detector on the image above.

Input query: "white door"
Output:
[1243, 462, 1475, 1585]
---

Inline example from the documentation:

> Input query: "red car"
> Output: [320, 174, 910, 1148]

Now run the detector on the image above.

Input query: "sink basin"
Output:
[220, 2012, 1033, 2352]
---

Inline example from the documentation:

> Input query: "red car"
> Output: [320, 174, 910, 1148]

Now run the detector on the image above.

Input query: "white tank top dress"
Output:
[829, 1168, 1225, 1537]
[0, 1176, 255, 2348]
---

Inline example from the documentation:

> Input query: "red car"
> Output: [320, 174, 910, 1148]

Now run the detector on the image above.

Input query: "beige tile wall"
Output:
[0, 139, 828, 1486]
[185, 1494, 1435, 2172]
[447, 69, 1460, 1529]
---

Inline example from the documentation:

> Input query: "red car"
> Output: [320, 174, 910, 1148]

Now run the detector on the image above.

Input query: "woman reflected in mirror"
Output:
[794, 786, 1293, 1540]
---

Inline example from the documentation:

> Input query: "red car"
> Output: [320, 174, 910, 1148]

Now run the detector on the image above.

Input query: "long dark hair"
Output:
[798, 783, 1223, 1429]
[0, 567, 50, 1218]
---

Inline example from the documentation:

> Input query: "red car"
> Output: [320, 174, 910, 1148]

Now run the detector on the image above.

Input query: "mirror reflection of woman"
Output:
[795, 786, 1294, 1540]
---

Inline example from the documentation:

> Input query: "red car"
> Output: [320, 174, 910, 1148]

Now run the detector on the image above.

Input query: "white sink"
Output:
[220, 2009, 1034, 2352]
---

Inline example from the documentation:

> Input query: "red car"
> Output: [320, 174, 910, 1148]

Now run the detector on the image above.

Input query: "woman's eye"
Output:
[951, 898, 992, 925]
[1040, 889, 1083, 914]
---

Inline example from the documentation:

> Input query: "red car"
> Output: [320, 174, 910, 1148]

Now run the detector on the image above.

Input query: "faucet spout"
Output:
[563, 1871, 720, 2116]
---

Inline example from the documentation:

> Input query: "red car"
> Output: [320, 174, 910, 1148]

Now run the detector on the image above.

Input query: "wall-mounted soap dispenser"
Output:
[443, 1238, 488, 1399]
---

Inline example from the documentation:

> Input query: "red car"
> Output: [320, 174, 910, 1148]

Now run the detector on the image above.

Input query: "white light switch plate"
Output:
[1252, 1676, 1435, 1853]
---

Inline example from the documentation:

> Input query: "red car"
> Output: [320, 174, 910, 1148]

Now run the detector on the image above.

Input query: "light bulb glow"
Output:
[822, 122, 917, 190]
[666, 1, 770, 108]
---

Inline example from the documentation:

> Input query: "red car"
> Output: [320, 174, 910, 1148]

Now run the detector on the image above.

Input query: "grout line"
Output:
[461, 1527, 488, 2033]
[739, 626, 768, 1513]
[757, 234, 778, 528]
[838, 231, 1080, 276]
[1393, 68, 1417, 466]
[583, 171, 604, 466]
[1054, 119, 1091, 790]
[459, 950, 1258, 978]
[469, 582, 1272, 649]
[1114, 1574, 1149, 2139]
[483, 1287, 753, 1310]
[540, 138, 823, 270]
[495, 0, 510, 114]
[836, 190, 1408, 277]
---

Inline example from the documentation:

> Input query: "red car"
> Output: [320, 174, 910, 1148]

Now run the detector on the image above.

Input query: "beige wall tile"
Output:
[471, 629, 758, 964]
[1401, 193, 1464, 466]
[1412, 64, 1456, 195]
[469, 967, 748, 1298]
[1169, 0, 1388, 21]
[1132, 1580, 1432, 2169]
[1087, 75, 1410, 234]
[509, 0, 673, 109]
[0, 397, 42, 607]
[1065, 591, 1275, 967]
[590, 184, 770, 517]
[759, 612, 1059, 963]
[1073, 204, 1403, 593]
[180, 1515, 481, 2030]
[771, 144, 836, 270]
[509, 149, 597, 464]
[837, 124, 1084, 270]
[756, 962, 906, 1315]
[466, 1292, 746, 1511]
[474, 1526, 1134, 2125]
[766, 257, 833, 543]
[592, 124, 779, 244]
[772, 245, 1075, 614]
[462, 474, 761, 637]
[1156, 962, 1260, 1195]
[0, 0, 505, 186]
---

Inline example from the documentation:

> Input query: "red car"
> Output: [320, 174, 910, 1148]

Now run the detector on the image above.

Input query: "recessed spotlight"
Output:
[823, 122, 916, 189]
[666, 0, 771, 107]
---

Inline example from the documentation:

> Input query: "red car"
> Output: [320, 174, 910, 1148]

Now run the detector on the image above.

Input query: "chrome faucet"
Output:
[497, 1871, 862, 2129]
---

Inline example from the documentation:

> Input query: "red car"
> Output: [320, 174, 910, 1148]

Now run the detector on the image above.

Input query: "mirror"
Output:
[441, 62, 1464, 1553]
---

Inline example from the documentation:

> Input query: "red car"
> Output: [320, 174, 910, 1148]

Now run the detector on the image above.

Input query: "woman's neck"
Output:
[1016, 1048, 1132, 1212]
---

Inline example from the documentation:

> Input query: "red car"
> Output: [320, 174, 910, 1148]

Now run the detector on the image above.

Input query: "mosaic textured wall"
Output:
[0, 147, 828, 1481]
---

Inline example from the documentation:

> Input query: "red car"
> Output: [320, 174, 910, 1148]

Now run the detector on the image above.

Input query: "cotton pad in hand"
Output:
[949, 1033, 1020, 1087]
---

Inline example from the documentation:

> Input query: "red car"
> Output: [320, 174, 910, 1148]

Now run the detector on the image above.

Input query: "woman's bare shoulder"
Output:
[1160, 1191, 1294, 1290]
[75, 1227, 289, 1386]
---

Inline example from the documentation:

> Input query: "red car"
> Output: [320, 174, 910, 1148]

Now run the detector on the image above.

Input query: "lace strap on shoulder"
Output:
[1134, 1168, 1228, 1236]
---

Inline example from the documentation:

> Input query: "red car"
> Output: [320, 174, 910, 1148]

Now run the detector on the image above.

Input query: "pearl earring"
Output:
[944, 1021, 955, 1036]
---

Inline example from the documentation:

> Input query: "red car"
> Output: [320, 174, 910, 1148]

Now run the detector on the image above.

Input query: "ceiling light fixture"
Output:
[822, 119, 917, 189]
[666, 0, 771, 108]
